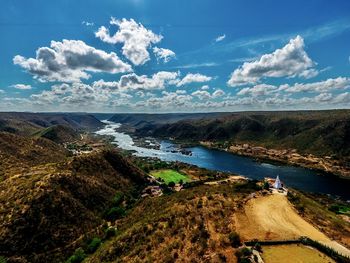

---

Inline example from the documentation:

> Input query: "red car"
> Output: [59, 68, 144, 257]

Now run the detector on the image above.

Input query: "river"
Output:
[96, 121, 350, 200]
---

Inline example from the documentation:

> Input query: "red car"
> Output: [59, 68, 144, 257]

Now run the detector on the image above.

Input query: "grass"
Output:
[150, 169, 190, 184]
[261, 244, 335, 263]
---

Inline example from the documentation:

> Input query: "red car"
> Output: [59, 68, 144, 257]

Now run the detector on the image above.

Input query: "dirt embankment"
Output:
[234, 193, 350, 258]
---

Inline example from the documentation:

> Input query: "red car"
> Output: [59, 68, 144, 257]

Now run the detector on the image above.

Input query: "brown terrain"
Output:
[234, 193, 350, 258]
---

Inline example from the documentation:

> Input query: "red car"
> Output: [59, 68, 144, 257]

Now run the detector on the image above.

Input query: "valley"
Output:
[0, 111, 350, 263]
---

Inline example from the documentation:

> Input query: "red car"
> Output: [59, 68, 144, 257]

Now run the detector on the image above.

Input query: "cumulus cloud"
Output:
[11, 84, 32, 90]
[237, 84, 279, 97]
[215, 34, 226, 42]
[13, 39, 132, 83]
[191, 90, 211, 100]
[192, 89, 225, 100]
[228, 35, 317, 86]
[117, 71, 179, 91]
[282, 77, 350, 93]
[212, 89, 225, 98]
[96, 18, 163, 65]
[153, 47, 176, 63]
[176, 73, 212, 87]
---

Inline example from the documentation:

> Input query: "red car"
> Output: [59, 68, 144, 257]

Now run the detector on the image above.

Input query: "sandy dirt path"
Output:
[234, 193, 350, 258]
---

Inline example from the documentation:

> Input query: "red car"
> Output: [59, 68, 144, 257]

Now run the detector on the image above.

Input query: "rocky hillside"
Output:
[0, 132, 69, 180]
[32, 124, 80, 144]
[0, 150, 147, 263]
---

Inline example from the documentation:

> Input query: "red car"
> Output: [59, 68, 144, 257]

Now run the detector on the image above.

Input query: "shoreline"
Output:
[199, 141, 350, 180]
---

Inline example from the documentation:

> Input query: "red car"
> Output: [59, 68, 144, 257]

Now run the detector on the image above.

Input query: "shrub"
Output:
[0, 256, 7, 263]
[112, 192, 124, 206]
[228, 232, 241, 248]
[263, 181, 270, 190]
[168, 181, 175, 188]
[86, 238, 102, 254]
[106, 207, 126, 221]
[66, 248, 86, 263]
[104, 227, 117, 239]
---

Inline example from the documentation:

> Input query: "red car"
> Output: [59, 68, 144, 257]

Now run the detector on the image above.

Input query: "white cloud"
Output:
[192, 90, 211, 100]
[192, 89, 225, 100]
[82, 21, 94, 26]
[201, 85, 210, 90]
[0, 89, 4, 94]
[96, 18, 163, 65]
[173, 62, 219, 69]
[215, 34, 226, 42]
[91, 71, 179, 92]
[212, 89, 225, 98]
[11, 84, 32, 90]
[153, 47, 176, 63]
[14, 39, 132, 83]
[118, 71, 179, 91]
[176, 73, 212, 87]
[283, 77, 350, 93]
[237, 84, 279, 97]
[228, 35, 317, 86]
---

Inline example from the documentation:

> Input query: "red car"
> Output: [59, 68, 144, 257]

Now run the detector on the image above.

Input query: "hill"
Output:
[32, 124, 80, 144]
[131, 110, 350, 159]
[0, 112, 103, 136]
[0, 131, 69, 180]
[0, 150, 147, 263]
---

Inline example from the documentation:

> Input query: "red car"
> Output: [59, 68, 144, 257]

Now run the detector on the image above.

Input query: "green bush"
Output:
[168, 181, 175, 188]
[106, 207, 126, 221]
[66, 248, 86, 263]
[104, 227, 117, 239]
[0, 256, 7, 263]
[228, 232, 241, 248]
[86, 238, 101, 254]
[263, 181, 270, 190]
[112, 192, 124, 206]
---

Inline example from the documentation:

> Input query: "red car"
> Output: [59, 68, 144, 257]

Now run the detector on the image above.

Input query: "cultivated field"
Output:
[261, 244, 335, 263]
[150, 169, 190, 184]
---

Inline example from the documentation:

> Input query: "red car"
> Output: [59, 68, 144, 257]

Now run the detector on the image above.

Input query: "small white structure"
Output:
[274, 175, 282, 189]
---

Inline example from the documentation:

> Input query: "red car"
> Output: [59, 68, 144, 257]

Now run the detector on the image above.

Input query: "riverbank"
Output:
[200, 141, 350, 179]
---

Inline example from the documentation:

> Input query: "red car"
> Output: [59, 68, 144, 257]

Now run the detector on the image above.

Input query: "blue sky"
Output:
[1, 0, 350, 112]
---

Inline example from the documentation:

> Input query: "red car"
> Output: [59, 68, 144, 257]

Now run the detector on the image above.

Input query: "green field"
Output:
[150, 169, 190, 184]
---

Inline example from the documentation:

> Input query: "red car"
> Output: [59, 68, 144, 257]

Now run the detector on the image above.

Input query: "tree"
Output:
[228, 232, 241, 248]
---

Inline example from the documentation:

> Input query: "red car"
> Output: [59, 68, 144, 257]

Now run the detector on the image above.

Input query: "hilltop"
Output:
[32, 124, 79, 144]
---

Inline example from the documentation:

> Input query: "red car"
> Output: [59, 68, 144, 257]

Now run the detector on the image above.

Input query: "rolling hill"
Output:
[0, 150, 147, 263]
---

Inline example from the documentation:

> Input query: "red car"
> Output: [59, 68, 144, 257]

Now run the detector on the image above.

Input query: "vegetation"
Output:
[0, 149, 147, 262]
[84, 182, 258, 263]
[66, 248, 86, 263]
[288, 190, 350, 246]
[228, 231, 241, 248]
[130, 110, 350, 160]
[150, 169, 190, 184]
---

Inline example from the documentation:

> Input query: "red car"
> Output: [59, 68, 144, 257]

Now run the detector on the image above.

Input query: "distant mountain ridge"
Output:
[110, 110, 350, 160]
[0, 112, 103, 136]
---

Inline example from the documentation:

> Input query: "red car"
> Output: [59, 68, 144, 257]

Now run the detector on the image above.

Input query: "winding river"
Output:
[96, 121, 350, 200]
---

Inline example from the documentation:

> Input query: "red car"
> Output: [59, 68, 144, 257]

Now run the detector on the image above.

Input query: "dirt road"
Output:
[234, 193, 350, 258]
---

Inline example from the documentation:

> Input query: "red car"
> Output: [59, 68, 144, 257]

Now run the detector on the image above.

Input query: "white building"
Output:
[274, 175, 282, 189]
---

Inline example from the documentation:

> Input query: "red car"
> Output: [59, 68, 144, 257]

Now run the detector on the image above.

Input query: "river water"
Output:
[96, 121, 350, 200]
